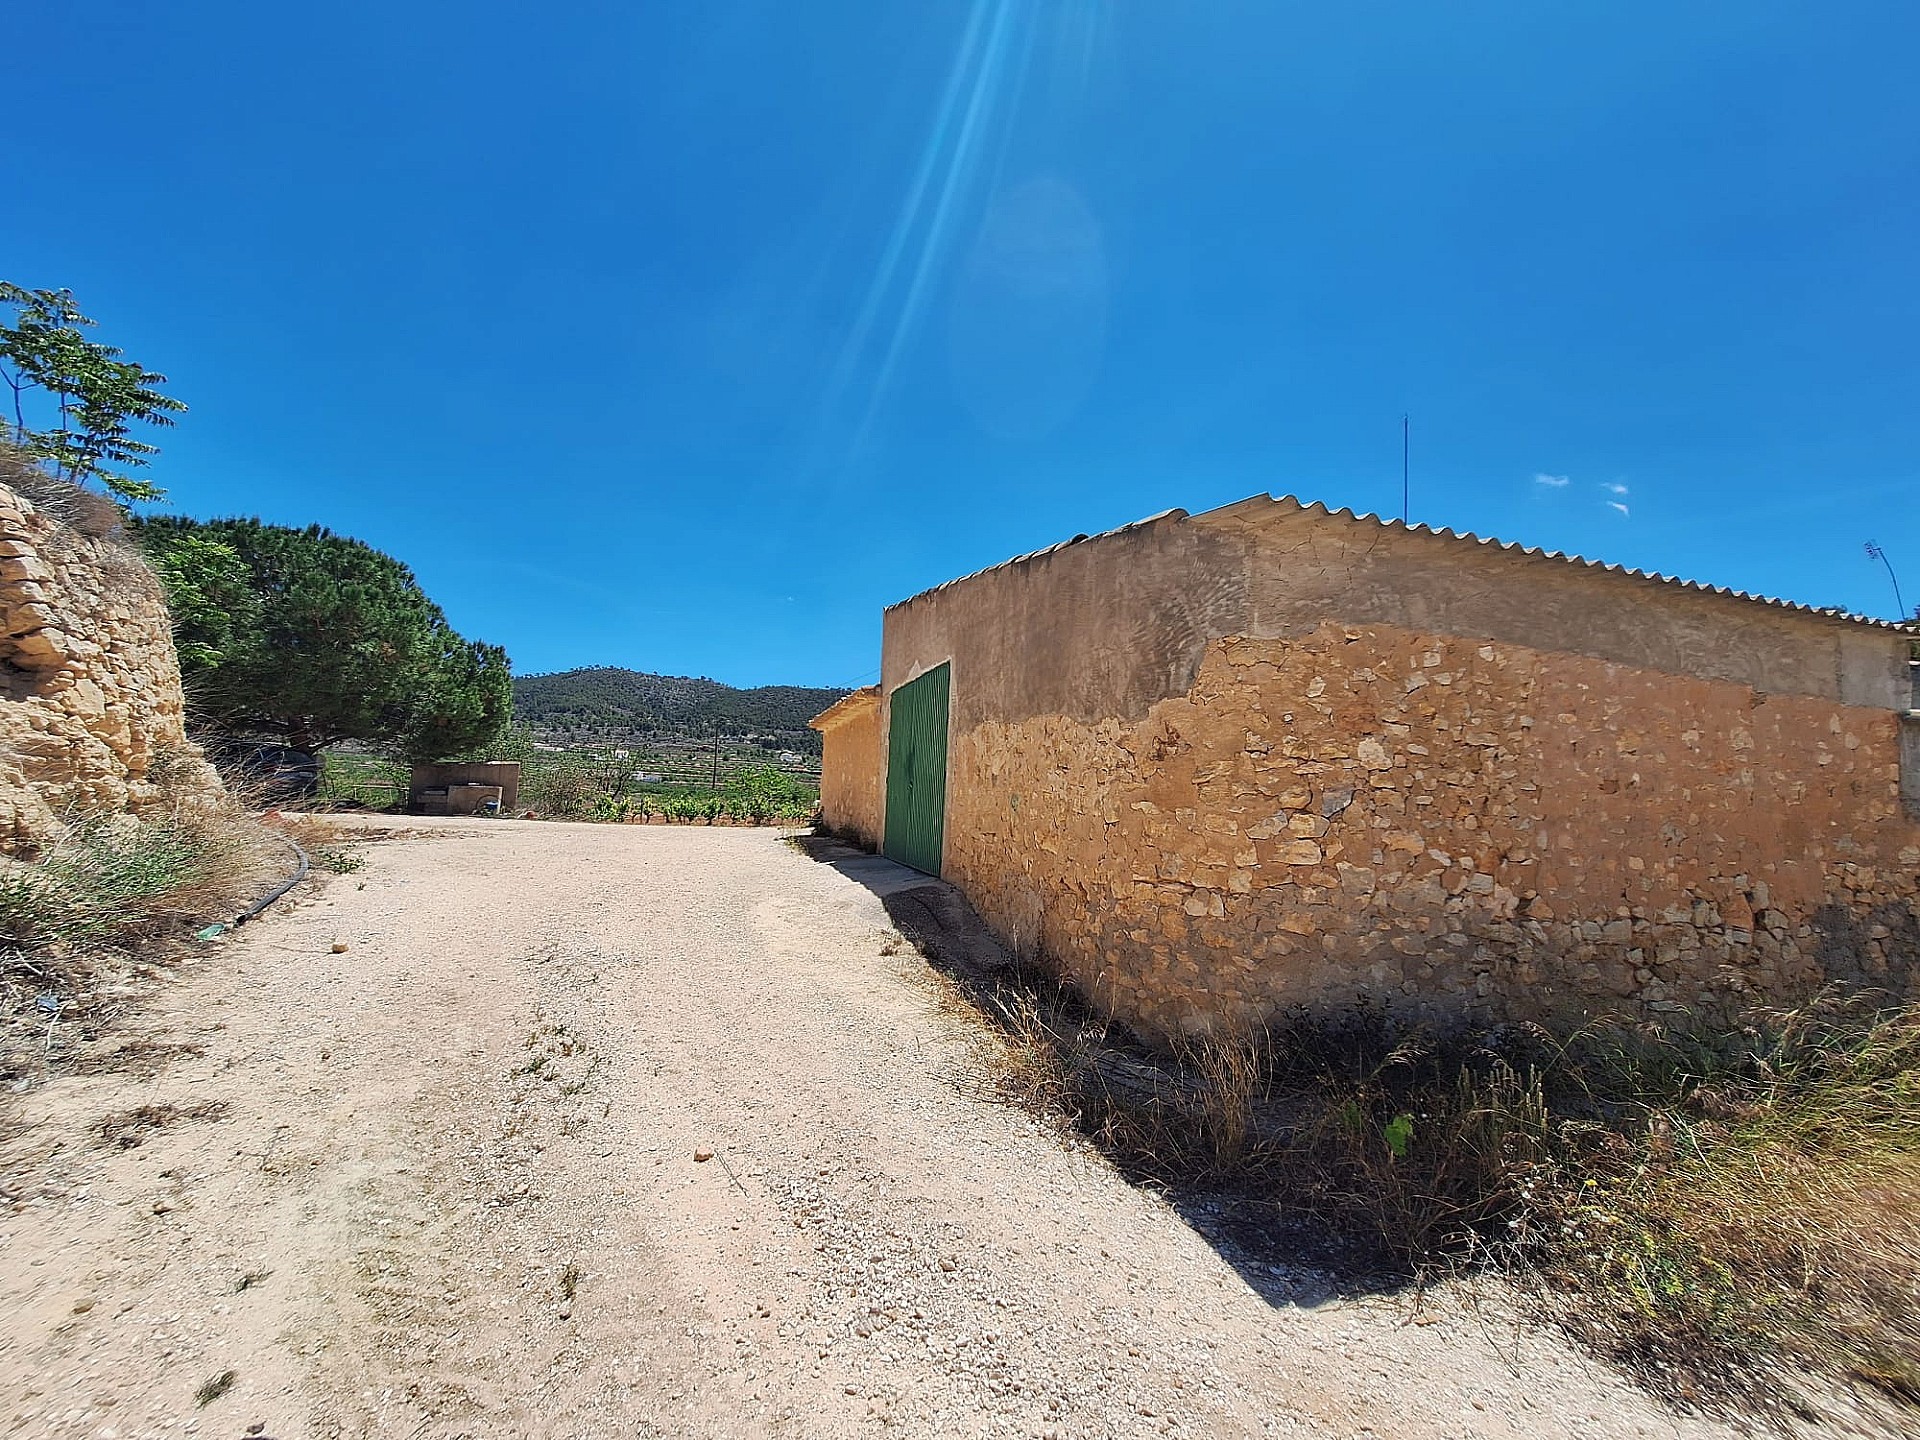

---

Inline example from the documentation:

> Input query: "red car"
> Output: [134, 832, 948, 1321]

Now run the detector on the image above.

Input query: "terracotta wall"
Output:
[814, 688, 882, 849]
[879, 499, 1920, 1039]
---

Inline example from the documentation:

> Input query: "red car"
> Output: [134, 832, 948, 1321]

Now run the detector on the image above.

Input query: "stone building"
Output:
[814, 495, 1920, 1039]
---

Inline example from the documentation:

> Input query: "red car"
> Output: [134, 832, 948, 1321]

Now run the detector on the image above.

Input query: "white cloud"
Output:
[1602, 482, 1629, 495]
[1533, 472, 1570, 488]
[1607, 501, 1630, 517]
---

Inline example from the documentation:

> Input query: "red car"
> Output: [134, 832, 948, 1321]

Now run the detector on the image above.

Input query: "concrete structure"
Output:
[410, 761, 520, 815]
[0, 463, 224, 849]
[817, 495, 1920, 1039]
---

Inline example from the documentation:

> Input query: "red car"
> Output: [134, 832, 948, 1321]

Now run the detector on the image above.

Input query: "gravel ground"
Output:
[0, 817, 1747, 1438]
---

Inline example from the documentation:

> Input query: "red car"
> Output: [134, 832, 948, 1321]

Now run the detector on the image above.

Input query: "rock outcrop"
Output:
[0, 458, 223, 849]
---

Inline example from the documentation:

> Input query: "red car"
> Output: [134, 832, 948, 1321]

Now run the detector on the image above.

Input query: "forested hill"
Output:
[512, 667, 847, 743]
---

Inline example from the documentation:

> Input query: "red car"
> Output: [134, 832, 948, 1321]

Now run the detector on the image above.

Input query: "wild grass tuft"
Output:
[967, 966, 1920, 1424]
[0, 806, 283, 993]
[0, 816, 219, 954]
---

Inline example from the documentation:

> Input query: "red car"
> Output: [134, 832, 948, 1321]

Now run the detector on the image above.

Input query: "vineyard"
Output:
[320, 732, 820, 825]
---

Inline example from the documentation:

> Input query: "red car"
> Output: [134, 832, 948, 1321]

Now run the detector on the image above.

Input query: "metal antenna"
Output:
[1866, 540, 1907, 620]
[1401, 414, 1409, 523]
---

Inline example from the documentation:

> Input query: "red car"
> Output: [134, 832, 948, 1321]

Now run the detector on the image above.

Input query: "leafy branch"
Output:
[0, 282, 186, 504]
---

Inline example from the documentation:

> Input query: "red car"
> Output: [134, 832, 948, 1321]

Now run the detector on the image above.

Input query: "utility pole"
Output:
[1866, 541, 1907, 620]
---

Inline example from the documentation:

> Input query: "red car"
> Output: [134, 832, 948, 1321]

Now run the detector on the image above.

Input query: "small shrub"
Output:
[0, 817, 212, 951]
[310, 845, 365, 875]
[0, 809, 278, 990]
[194, 1370, 237, 1407]
[524, 766, 608, 820]
[722, 764, 818, 825]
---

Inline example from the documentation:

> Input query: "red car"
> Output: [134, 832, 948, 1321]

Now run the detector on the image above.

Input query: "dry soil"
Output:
[1, 818, 1747, 1439]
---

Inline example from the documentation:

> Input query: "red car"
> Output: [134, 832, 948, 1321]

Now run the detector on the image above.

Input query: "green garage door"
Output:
[884, 663, 950, 876]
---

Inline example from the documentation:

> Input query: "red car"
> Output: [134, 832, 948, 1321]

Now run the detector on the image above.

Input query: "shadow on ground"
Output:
[792, 831, 1415, 1312]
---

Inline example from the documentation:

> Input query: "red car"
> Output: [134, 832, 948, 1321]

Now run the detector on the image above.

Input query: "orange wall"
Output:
[817, 697, 882, 850]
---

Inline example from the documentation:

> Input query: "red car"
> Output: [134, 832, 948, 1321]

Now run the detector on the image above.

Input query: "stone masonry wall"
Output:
[0, 474, 223, 849]
[941, 621, 1920, 1039]
[816, 689, 883, 850]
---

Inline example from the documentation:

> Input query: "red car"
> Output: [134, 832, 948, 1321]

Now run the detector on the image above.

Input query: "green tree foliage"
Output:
[144, 530, 258, 670]
[139, 516, 511, 760]
[0, 284, 186, 504]
[403, 626, 514, 764]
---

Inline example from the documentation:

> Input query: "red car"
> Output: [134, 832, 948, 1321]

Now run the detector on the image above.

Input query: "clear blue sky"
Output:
[6, 2, 1917, 688]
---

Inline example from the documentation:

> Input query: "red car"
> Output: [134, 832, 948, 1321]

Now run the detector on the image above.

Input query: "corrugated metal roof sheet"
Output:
[887, 493, 1918, 634]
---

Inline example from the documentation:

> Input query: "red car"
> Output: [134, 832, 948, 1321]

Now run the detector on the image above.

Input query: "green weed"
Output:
[193, 1370, 236, 1407]
[0, 816, 220, 953]
[310, 844, 365, 874]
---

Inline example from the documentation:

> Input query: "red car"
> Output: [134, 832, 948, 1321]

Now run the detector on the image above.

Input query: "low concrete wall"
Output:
[879, 499, 1920, 1039]
[812, 688, 881, 849]
[410, 761, 520, 813]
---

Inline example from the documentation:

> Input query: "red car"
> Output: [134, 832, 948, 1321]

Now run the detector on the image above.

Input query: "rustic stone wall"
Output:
[0, 471, 223, 849]
[939, 621, 1920, 1038]
[813, 688, 882, 849]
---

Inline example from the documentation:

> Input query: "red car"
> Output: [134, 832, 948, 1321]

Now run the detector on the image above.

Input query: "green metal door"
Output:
[884, 663, 950, 876]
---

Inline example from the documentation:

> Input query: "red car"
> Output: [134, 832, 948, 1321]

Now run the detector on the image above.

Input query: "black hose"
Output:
[232, 832, 311, 927]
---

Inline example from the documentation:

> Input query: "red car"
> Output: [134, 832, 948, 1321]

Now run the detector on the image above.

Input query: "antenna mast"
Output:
[1401, 415, 1409, 523]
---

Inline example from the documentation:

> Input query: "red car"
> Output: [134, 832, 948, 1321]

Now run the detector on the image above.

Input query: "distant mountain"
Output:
[513, 667, 847, 748]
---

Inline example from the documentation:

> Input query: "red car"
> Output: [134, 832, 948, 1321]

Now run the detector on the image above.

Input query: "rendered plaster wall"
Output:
[814, 689, 883, 850]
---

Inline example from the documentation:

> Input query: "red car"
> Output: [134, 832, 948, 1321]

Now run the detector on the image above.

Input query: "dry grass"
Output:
[0, 807, 276, 965]
[0, 794, 315, 1135]
[960, 962, 1920, 1427]
[1516, 1002, 1920, 1419]
[0, 791, 293, 1085]
[0, 443, 129, 543]
[93, 1099, 231, 1149]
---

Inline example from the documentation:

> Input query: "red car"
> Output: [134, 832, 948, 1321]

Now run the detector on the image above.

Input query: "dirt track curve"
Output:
[1, 817, 1740, 1439]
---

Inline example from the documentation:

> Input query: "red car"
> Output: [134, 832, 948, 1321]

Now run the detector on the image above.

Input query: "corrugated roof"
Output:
[888, 493, 1918, 634]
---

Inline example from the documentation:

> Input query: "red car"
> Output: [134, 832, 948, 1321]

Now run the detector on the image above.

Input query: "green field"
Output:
[319, 740, 819, 824]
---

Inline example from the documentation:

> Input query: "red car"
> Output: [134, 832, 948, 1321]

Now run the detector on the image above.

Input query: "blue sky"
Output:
[5, 2, 1917, 688]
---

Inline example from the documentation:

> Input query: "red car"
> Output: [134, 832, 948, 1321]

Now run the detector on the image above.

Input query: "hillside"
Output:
[513, 667, 846, 749]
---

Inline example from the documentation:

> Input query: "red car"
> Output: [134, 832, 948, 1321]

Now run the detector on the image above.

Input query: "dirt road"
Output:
[1, 819, 1735, 1439]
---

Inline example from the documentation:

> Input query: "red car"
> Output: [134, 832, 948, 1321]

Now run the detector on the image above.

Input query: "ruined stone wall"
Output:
[940, 622, 1919, 1037]
[0, 474, 223, 849]
[814, 688, 882, 849]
